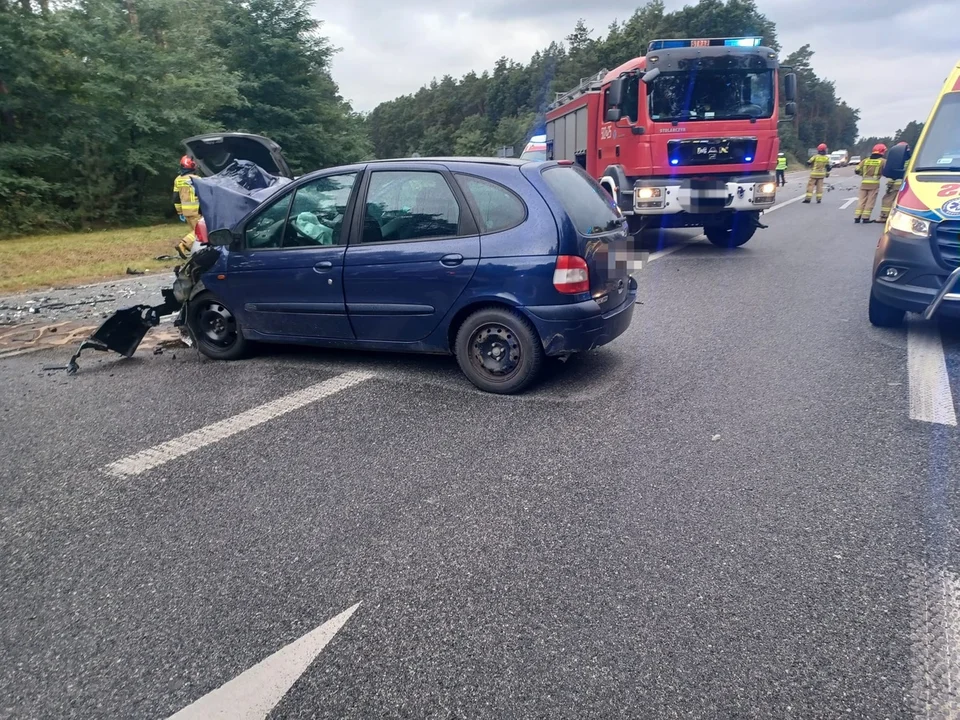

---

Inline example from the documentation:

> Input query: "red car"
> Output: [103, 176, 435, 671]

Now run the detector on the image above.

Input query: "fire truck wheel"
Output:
[705, 217, 757, 248]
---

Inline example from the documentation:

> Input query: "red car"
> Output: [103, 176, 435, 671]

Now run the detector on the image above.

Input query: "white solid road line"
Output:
[642, 190, 805, 268]
[648, 234, 705, 263]
[103, 370, 374, 478]
[167, 603, 361, 720]
[907, 318, 957, 426]
[765, 193, 807, 214]
[839, 197, 857, 210]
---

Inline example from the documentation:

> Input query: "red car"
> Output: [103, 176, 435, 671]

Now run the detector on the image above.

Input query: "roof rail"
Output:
[548, 69, 609, 110]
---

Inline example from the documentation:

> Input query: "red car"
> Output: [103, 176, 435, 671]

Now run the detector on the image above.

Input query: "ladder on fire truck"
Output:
[549, 69, 609, 110]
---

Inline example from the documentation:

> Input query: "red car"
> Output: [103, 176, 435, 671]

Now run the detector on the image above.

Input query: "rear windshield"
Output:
[541, 165, 622, 235]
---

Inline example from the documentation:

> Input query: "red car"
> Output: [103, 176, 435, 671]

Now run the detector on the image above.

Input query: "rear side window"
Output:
[363, 170, 461, 243]
[541, 165, 622, 235]
[455, 174, 525, 233]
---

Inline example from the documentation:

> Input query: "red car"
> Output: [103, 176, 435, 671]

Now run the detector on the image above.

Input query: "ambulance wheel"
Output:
[189, 292, 249, 360]
[868, 290, 905, 328]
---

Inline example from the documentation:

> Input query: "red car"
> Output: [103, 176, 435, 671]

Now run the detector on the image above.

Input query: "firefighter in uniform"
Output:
[775, 152, 787, 186]
[173, 155, 201, 259]
[803, 143, 831, 203]
[879, 142, 908, 222]
[853, 144, 886, 223]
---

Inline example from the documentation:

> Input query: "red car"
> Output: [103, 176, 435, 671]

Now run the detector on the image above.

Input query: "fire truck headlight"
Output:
[759, 182, 776, 194]
[636, 187, 662, 199]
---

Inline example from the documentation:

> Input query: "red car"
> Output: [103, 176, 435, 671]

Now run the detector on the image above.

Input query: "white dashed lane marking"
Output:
[103, 370, 375, 478]
[907, 318, 957, 426]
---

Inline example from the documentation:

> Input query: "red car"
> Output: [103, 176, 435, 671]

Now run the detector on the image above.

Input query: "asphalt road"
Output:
[3, 167, 959, 719]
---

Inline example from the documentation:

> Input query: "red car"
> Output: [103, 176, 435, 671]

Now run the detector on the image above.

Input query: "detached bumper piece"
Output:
[64, 289, 182, 374]
[57, 246, 222, 374]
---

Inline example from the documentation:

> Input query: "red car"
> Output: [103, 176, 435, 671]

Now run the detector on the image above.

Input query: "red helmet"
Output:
[817, 143, 827, 152]
[179, 155, 196, 171]
[873, 143, 887, 155]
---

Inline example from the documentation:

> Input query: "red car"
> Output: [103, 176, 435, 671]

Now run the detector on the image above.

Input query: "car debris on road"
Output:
[61, 247, 216, 374]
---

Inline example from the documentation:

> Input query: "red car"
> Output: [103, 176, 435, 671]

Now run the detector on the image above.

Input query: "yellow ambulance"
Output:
[869, 59, 960, 326]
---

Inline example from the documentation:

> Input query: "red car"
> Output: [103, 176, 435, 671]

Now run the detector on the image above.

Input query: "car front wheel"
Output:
[188, 292, 249, 360]
[454, 307, 545, 394]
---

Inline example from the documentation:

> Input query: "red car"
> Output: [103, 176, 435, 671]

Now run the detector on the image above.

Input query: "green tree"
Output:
[366, 0, 850, 161]
[897, 120, 924, 148]
[209, 0, 370, 173]
[0, 0, 240, 232]
[453, 114, 492, 156]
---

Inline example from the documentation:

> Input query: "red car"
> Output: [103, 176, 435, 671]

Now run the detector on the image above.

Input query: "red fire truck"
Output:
[545, 37, 797, 247]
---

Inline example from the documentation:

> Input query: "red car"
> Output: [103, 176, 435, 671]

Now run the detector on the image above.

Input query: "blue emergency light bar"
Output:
[647, 37, 762, 52]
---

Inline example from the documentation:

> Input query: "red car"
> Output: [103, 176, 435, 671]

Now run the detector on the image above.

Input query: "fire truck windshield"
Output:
[647, 69, 774, 122]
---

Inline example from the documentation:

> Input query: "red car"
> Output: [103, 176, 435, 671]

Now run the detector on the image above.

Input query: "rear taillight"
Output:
[195, 218, 208, 243]
[553, 255, 589, 294]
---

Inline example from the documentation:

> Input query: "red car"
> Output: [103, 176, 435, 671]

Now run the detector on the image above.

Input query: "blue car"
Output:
[191, 155, 637, 394]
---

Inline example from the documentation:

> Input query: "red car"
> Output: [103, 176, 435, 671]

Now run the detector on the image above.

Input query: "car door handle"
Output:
[314, 261, 333, 271]
[440, 254, 463, 267]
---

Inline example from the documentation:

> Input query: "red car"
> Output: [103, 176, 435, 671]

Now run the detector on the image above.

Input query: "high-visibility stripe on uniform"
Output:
[857, 157, 884, 186]
[808, 154, 830, 178]
[173, 174, 200, 214]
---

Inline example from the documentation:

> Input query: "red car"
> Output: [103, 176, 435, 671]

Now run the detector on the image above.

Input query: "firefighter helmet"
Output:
[817, 143, 827, 152]
[873, 143, 887, 155]
[179, 155, 196, 171]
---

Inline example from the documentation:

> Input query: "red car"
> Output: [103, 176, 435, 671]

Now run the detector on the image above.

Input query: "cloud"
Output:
[316, 0, 956, 137]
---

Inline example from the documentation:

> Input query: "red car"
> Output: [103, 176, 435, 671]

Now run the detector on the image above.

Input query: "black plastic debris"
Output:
[61, 246, 222, 374]
[65, 288, 182, 374]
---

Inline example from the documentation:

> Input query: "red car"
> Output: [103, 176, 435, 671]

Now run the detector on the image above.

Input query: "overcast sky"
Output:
[317, 0, 955, 139]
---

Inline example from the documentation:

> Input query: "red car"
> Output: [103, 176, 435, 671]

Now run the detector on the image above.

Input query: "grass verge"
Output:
[0, 224, 185, 295]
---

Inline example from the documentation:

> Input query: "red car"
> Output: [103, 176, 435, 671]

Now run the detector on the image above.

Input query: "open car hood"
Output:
[183, 133, 293, 178]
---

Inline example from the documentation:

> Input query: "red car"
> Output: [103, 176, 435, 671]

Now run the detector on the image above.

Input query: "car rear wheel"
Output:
[869, 290, 906, 328]
[705, 214, 757, 248]
[189, 292, 249, 360]
[454, 307, 544, 394]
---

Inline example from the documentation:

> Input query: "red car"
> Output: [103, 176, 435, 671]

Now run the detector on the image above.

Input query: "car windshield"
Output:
[914, 92, 960, 171]
[648, 69, 774, 121]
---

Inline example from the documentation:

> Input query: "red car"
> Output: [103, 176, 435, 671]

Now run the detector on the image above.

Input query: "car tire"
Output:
[869, 290, 906, 328]
[705, 215, 757, 248]
[188, 291, 249, 360]
[454, 307, 545, 394]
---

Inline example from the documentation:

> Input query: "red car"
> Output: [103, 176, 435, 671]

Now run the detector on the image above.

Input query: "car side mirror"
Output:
[883, 143, 911, 180]
[781, 101, 797, 121]
[207, 228, 237, 248]
[783, 73, 797, 103]
[605, 107, 623, 122]
[641, 67, 661, 85]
